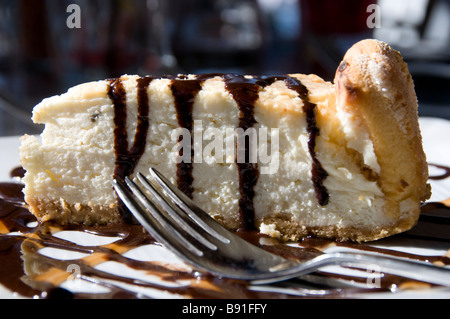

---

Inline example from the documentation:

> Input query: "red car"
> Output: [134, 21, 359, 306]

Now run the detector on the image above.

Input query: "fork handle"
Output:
[266, 252, 450, 287]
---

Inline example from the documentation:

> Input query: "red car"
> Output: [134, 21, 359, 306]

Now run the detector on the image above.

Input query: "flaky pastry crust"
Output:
[334, 39, 431, 238]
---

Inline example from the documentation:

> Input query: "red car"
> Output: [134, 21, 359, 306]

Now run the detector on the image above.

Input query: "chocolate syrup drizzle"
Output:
[284, 77, 329, 205]
[107, 74, 329, 229]
[108, 77, 153, 181]
[223, 74, 262, 230]
[429, 163, 450, 180]
[1, 180, 449, 299]
[108, 77, 154, 222]
[170, 78, 202, 199]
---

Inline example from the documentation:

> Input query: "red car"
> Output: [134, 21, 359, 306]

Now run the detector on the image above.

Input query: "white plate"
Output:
[1, 117, 450, 299]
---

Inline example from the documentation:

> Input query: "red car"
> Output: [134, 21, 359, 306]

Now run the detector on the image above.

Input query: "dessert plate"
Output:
[1, 117, 450, 299]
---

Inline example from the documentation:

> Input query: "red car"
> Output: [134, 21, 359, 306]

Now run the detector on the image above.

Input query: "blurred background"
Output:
[0, 0, 449, 136]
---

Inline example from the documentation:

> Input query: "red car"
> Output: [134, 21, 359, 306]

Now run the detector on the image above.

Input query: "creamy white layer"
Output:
[20, 74, 389, 240]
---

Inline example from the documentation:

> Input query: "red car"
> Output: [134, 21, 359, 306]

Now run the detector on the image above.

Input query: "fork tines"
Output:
[113, 168, 230, 260]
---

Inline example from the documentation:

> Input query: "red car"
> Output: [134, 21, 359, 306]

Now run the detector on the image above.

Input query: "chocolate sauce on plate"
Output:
[1, 176, 449, 298]
[428, 163, 450, 180]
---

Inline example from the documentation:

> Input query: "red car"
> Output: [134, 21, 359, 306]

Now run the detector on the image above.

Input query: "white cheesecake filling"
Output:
[20, 74, 386, 238]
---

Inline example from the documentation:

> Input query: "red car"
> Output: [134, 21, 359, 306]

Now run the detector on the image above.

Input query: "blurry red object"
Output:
[302, 0, 377, 34]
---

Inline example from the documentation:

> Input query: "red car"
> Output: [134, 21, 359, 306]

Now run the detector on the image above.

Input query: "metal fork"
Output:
[113, 167, 450, 287]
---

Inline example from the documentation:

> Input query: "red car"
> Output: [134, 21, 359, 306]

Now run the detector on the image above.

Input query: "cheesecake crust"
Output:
[26, 197, 121, 226]
[334, 39, 430, 236]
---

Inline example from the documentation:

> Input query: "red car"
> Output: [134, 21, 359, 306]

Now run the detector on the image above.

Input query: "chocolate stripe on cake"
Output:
[170, 77, 203, 199]
[108, 77, 153, 181]
[223, 74, 262, 231]
[173, 73, 263, 228]
[108, 78, 128, 180]
[285, 76, 329, 206]
[135, 76, 153, 163]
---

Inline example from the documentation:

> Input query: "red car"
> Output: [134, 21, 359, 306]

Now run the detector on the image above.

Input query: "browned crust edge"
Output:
[334, 39, 430, 227]
[260, 212, 419, 243]
[26, 198, 121, 226]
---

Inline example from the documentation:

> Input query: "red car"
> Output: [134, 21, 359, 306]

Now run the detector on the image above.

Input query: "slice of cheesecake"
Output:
[19, 39, 430, 242]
